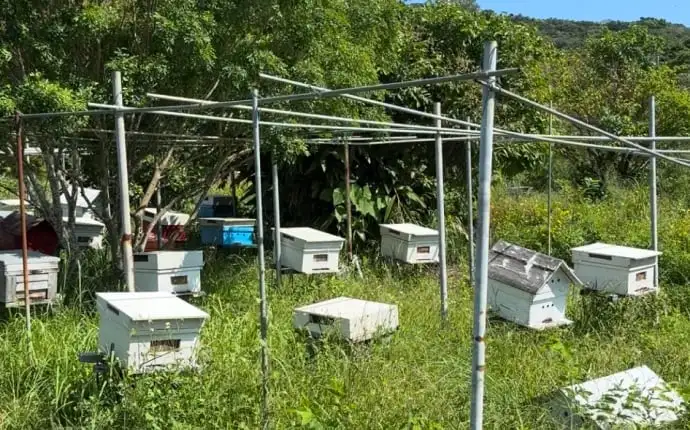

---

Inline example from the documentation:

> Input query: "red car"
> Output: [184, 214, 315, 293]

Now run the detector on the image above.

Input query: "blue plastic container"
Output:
[200, 224, 255, 247]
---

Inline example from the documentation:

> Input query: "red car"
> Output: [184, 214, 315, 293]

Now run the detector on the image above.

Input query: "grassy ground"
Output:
[1, 186, 690, 429]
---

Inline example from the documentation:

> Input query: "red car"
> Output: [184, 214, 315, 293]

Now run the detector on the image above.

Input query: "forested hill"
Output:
[512, 15, 690, 67]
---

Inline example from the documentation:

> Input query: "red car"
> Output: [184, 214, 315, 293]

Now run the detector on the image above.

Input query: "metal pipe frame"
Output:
[14, 68, 518, 121]
[252, 89, 270, 430]
[434, 102, 448, 322]
[470, 40, 497, 430]
[147, 93, 469, 135]
[88, 102, 472, 137]
[481, 81, 690, 168]
[15, 113, 32, 334]
[465, 118, 475, 288]
[649, 96, 659, 289]
[112, 71, 135, 292]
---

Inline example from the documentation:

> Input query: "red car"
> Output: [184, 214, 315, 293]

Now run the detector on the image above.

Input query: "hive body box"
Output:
[60, 187, 101, 219]
[134, 250, 203, 294]
[571, 243, 661, 296]
[293, 297, 398, 342]
[380, 223, 439, 264]
[487, 241, 582, 330]
[143, 208, 190, 251]
[548, 365, 685, 429]
[0, 251, 60, 305]
[67, 217, 105, 249]
[199, 217, 255, 247]
[280, 227, 345, 274]
[96, 292, 209, 373]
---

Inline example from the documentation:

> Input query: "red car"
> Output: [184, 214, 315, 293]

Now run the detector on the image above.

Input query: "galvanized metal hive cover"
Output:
[489, 240, 582, 294]
[295, 297, 395, 318]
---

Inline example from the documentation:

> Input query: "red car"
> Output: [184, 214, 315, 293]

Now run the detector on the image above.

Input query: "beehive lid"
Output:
[0, 250, 60, 272]
[572, 243, 661, 260]
[96, 292, 209, 321]
[199, 217, 255, 226]
[380, 223, 438, 237]
[281, 227, 344, 243]
[143, 208, 190, 225]
[295, 296, 394, 318]
[64, 216, 105, 227]
[556, 365, 684, 427]
[0, 199, 26, 208]
[60, 187, 101, 209]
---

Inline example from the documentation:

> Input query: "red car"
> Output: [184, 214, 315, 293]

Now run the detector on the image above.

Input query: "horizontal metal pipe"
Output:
[88, 103, 471, 136]
[12, 69, 517, 121]
[482, 81, 690, 168]
[147, 93, 467, 134]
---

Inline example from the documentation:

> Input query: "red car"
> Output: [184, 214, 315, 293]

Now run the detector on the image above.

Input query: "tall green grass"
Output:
[1, 185, 690, 429]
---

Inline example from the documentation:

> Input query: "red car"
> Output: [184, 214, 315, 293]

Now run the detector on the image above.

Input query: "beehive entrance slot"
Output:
[170, 275, 189, 285]
[588, 253, 612, 260]
[16, 289, 48, 301]
[77, 236, 91, 244]
[636, 271, 647, 281]
[150, 339, 181, 354]
[313, 254, 328, 263]
[417, 246, 430, 254]
[309, 314, 335, 325]
[134, 255, 149, 262]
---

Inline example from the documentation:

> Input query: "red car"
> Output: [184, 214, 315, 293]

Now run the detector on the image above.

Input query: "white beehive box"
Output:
[67, 217, 105, 249]
[379, 223, 439, 264]
[488, 240, 582, 330]
[0, 251, 60, 305]
[293, 297, 398, 342]
[571, 243, 662, 296]
[280, 227, 345, 274]
[548, 365, 685, 429]
[133, 250, 203, 294]
[96, 292, 209, 373]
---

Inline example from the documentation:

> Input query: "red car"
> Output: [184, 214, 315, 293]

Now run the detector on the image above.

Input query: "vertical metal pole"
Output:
[15, 113, 31, 334]
[465, 117, 474, 288]
[344, 138, 353, 262]
[434, 102, 448, 321]
[649, 95, 658, 289]
[272, 152, 281, 289]
[112, 71, 135, 292]
[547, 102, 553, 256]
[156, 182, 162, 250]
[231, 170, 238, 217]
[252, 89, 269, 430]
[470, 40, 497, 430]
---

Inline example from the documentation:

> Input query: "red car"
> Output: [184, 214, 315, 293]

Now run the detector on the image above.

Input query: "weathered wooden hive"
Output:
[487, 240, 582, 330]
[0, 250, 60, 306]
[96, 291, 209, 373]
[293, 296, 398, 342]
[379, 223, 439, 264]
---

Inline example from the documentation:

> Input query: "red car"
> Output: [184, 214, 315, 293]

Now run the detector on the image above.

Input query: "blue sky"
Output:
[409, 1, 690, 26]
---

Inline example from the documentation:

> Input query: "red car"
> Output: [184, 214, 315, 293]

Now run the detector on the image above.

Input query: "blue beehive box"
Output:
[199, 217, 256, 247]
